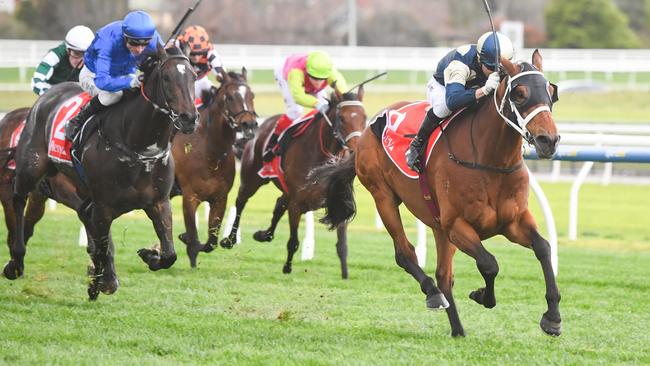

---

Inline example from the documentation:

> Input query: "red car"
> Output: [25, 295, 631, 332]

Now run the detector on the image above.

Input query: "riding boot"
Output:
[262, 133, 280, 162]
[405, 108, 443, 173]
[65, 95, 104, 142]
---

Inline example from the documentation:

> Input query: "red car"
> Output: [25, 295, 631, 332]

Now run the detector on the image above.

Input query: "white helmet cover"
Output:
[65, 25, 95, 52]
[476, 31, 514, 69]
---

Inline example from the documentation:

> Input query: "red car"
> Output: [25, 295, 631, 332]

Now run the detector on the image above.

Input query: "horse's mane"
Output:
[201, 71, 248, 108]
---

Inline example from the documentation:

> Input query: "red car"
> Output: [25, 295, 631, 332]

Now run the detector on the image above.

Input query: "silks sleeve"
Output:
[328, 68, 348, 94]
[287, 68, 319, 107]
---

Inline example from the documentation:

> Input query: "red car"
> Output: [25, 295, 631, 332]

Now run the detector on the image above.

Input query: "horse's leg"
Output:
[1, 190, 17, 272]
[178, 194, 202, 268]
[282, 203, 301, 274]
[86, 204, 118, 300]
[448, 218, 499, 309]
[433, 229, 465, 337]
[220, 175, 264, 248]
[23, 191, 47, 243]
[372, 187, 448, 309]
[203, 195, 226, 251]
[253, 195, 287, 242]
[138, 199, 177, 271]
[77, 201, 96, 276]
[335, 222, 349, 279]
[503, 210, 562, 336]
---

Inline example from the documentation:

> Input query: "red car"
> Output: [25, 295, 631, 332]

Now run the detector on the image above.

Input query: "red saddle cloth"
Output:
[257, 110, 320, 193]
[47, 92, 92, 165]
[380, 101, 462, 179]
[6, 120, 26, 170]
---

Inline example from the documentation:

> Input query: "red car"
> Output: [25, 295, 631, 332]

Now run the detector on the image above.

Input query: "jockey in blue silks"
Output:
[405, 31, 515, 173]
[65, 10, 164, 141]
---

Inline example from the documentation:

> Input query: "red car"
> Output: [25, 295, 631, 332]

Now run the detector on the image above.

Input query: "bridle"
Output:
[215, 80, 258, 130]
[321, 100, 364, 150]
[494, 64, 556, 145]
[140, 54, 198, 130]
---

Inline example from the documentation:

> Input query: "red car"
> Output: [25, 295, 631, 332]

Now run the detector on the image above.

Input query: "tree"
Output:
[545, 0, 641, 48]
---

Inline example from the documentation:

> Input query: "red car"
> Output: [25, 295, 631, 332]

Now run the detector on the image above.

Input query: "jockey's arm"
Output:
[93, 35, 133, 92]
[31, 48, 60, 95]
[208, 49, 227, 74]
[287, 69, 319, 108]
[443, 60, 484, 111]
[328, 68, 348, 94]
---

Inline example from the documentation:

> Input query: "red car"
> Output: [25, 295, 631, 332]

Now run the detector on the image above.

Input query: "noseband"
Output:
[217, 82, 258, 130]
[140, 54, 197, 130]
[323, 100, 364, 149]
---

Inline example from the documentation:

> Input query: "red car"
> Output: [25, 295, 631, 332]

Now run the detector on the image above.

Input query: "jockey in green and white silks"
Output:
[262, 51, 348, 162]
[31, 25, 95, 96]
[405, 31, 515, 173]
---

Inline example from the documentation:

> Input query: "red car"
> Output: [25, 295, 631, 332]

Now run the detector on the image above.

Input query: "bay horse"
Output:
[0, 108, 88, 256]
[221, 87, 367, 278]
[311, 50, 562, 336]
[8, 45, 198, 300]
[172, 69, 257, 267]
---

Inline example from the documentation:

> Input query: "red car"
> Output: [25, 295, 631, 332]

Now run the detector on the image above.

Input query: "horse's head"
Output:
[210, 67, 258, 139]
[497, 50, 560, 159]
[140, 45, 199, 134]
[327, 84, 367, 151]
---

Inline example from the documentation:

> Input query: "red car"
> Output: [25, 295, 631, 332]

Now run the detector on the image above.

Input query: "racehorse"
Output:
[172, 69, 257, 267]
[8, 45, 198, 300]
[310, 51, 562, 336]
[0, 108, 88, 256]
[221, 87, 366, 278]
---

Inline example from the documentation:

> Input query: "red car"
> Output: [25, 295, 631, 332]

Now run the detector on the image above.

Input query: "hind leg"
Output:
[282, 203, 301, 274]
[448, 218, 499, 309]
[433, 229, 465, 337]
[23, 191, 47, 243]
[253, 195, 287, 242]
[504, 210, 561, 336]
[85, 204, 118, 300]
[1, 187, 18, 274]
[370, 184, 448, 310]
[221, 172, 265, 248]
[335, 222, 349, 279]
[177, 194, 202, 267]
[138, 199, 177, 271]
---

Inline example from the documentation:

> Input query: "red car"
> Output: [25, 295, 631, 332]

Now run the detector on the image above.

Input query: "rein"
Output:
[318, 99, 364, 157]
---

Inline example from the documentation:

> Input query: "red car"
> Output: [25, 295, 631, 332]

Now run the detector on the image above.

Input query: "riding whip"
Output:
[346, 71, 388, 94]
[482, 0, 500, 73]
[165, 0, 203, 46]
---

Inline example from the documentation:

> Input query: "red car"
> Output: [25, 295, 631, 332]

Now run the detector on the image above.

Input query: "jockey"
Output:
[405, 31, 515, 173]
[31, 25, 95, 96]
[262, 50, 348, 162]
[65, 10, 163, 141]
[175, 25, 226, 99]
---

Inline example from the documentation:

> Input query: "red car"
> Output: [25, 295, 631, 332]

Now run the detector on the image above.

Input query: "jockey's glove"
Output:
[481, 72, 500, 95]
[315, 99, 329, 114]
[130, 76, 142, 89]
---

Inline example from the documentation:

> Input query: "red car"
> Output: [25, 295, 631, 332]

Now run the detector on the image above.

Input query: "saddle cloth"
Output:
[6, 120, 26, 170]
[47, 92, 92, 165]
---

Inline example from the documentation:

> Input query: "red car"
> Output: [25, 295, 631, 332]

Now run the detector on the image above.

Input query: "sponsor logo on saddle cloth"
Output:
[47, 92, 92, 165]
[7, 120, 26, 170]
[380, 101, 463, 179]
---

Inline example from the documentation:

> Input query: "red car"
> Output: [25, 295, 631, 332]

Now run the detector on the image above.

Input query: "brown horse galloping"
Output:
[172, 69, 257, 267]
[221, 87, 367, 278]
[311, 51, 561, 336]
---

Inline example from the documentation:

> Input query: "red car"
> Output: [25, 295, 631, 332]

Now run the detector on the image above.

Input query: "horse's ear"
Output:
[532, 49, 543, 72]
[156, 42, 166, 59]
[332, 81, 343, 101]
[500, 57, 518, 77]
[357, 84, 365, 101]
[241, 67, 247, 81]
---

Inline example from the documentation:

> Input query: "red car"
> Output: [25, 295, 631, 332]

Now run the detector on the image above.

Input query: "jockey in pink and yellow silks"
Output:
[263, 51, 348, 162]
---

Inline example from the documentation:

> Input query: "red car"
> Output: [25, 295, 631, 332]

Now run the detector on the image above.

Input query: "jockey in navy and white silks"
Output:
[65, 10, 163, 141]
[405, 31, 515, 173]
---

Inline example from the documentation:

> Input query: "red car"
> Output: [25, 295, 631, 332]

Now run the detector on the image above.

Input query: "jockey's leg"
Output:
[65, 95, 103, 141]
[406, 76, 451, 173]
[263, 114, 293, 162]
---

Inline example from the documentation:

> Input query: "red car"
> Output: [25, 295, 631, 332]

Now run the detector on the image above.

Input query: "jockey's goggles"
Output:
[125, 36, 152, 46]
[67, 49, 84, 58]
[308, 73, 328, 81]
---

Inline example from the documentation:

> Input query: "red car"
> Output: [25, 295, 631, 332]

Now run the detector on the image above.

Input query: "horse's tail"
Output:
[309, 153, 357, 230]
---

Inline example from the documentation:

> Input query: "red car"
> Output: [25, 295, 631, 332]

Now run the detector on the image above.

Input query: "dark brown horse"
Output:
[172, 69, 257, 267]
[8, 46, 198, 300]
[0, 108, 88, 255]
[311, 51, 562, 336]
[221, 87, 367, 278]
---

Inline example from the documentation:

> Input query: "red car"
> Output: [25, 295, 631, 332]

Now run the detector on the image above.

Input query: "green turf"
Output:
[1, 178, 649, 364]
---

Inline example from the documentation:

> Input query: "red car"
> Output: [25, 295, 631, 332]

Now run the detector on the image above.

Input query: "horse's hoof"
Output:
[201, 243, 215, 253]
[98, 277, 119, 295]
[451, 328, 466, 337]
[219, 237, 235, 249]
[540, 313, 562, 336]
[138, 248, 160, 265]
[88, 285, 99, 301]
[253, 230, 273, 242]
[3, 260, 23, 280]
[178, 233, 190, 246]
[86, 261, 95, 277]
[469, 288, 496, 309]
[159, 254, 177, 270]
[186, 245, 200, 268]
[426, 293, 449, 310]
[282, 263, 292, 274]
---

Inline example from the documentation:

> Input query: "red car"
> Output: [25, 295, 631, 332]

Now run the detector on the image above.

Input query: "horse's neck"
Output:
[468, 98, 523, 167]
[204, 105, 236, 153]
[311, 114, 337, 157]
[121, 97, 172, 151]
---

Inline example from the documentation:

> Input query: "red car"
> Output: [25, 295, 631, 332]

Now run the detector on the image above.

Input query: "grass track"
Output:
[1, 179, 650, 364]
